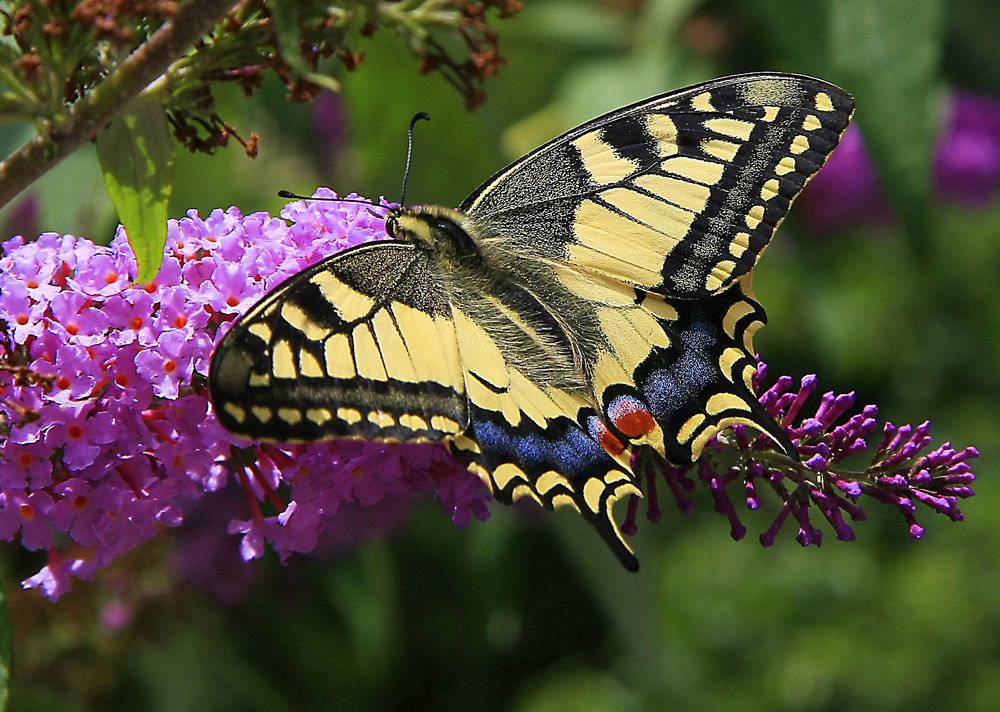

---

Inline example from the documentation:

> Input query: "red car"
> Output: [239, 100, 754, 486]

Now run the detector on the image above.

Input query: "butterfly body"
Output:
[210, 73, 854, 570]
[392, 207, 592, 395]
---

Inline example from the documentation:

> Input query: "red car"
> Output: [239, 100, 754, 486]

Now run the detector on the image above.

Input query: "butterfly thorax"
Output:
[389, 205, 591, 394]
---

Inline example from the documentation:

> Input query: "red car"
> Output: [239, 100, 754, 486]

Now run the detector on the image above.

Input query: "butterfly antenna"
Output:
[277, 189, 382, 207]
[401, 112, 431, 206]
[279, 112, 430, 211]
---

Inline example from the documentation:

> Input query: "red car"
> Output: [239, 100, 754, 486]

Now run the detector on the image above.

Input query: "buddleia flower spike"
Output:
[622, 360, 978, 548]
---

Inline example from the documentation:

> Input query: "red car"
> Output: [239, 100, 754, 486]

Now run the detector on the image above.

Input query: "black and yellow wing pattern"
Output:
[209, 72, 854, 570]
[211, 242, 468, 443]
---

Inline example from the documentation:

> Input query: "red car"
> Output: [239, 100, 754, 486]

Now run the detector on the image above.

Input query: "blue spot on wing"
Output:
[470, 409, 615, 485]
[627, 314, 727, 462]
[451, 404, 639, 572]
[641, 319, 716, 418]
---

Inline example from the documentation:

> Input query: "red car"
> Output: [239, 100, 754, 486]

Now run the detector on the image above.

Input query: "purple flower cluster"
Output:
[0, 189, 490, 600]
[624, 361, 978, 547]
[935, 92, 1000, 204]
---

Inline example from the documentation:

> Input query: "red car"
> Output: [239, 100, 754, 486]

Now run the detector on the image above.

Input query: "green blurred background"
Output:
[3, 0, 1000, 710]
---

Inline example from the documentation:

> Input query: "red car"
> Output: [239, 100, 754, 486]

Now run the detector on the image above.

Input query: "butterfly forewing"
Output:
[209, 242, 468, 443]
[462, 73, 853, 299]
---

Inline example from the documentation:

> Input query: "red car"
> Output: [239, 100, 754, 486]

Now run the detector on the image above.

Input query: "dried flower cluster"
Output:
[2, 0, 177, 103]
[416, 0, 524, 109]
[0, 0, 520, 159]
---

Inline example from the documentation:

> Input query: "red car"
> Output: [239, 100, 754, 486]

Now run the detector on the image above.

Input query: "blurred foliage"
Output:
[2, 0, 1000, 710]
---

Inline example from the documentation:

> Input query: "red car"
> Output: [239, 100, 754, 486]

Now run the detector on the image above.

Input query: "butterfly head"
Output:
[386, 205, 480, 261]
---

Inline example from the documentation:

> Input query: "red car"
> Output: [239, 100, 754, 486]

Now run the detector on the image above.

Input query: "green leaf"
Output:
[828, 0, 945, 251]
[0, 578, 10, 712]
[96, 97, 175, 284]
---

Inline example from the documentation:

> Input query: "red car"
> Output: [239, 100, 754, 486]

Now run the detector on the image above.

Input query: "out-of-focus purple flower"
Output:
[311, 497, 416, 560]
[2, 195, 38, 243]
[798, 90, 1000, 233]
[310, 91, 347, 176]
[99, 599, 132, 630]
[624, 359, 978, 548]
[171, 491, 260, 604]
[0, 192, 490, 600]
[429, 459, 493, 529]
[934, 92, 1000, 204]
[796, 124, 893, 233]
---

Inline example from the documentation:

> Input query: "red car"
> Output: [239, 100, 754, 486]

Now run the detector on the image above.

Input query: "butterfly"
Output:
[209, 73, 854, 571]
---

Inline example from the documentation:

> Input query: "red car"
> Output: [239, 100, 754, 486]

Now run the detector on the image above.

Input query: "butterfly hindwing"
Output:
[462, 73, 853, 299]
[537, 266, 794, 465]
[450, 403, 641, 571]
[209, 242, 468, 443]
[608, 276, 795, 463]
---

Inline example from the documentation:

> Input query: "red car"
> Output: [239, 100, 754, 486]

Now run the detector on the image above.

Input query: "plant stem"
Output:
[0, 0, 241, 209]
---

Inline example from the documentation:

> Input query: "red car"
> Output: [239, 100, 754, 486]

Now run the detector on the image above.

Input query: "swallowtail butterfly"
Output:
[209, 73, 854, 570]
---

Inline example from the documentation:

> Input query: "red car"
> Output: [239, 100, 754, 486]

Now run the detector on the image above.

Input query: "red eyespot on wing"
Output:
[608, 395, 656, 438]
[587, 415, 626, 457]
